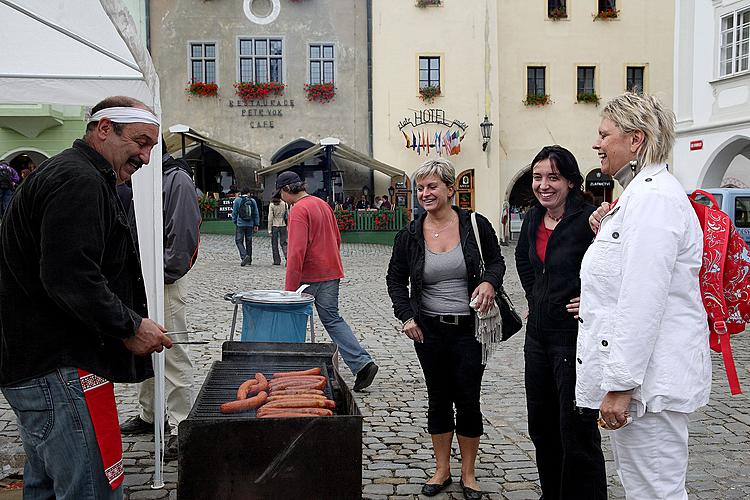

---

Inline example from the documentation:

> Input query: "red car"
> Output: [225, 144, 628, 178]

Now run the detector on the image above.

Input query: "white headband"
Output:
[89, 106, 159, 126]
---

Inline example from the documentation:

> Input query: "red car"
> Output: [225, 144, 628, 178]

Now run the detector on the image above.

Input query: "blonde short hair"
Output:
[601, 92, 675, 166]
[413, 158, 456, 188]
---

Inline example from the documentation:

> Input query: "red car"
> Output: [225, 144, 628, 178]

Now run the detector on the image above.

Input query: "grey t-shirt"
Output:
[421, 243, 471, 316]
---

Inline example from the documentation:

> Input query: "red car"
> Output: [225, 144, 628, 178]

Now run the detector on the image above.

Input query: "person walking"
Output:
[387, 158, 504, 499]
[119, 152, 201, 462]
[277, 171, 379, 391]
[232, 187, 259, 266]
[579, 93, 711, 499]
[268, 194, 288, 265]
[515, 145, 606, 500]
[0, 96, 172, 499]
[0, 161, 20, 217]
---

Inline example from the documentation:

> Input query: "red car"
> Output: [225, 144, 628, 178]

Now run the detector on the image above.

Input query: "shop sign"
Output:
[398, 108, 468, 156]
[227, 99, 296, 128]
[690, 140, 703, 151]
[218, 199, 234, 219]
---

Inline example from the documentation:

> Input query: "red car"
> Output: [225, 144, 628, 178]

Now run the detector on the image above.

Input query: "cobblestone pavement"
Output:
[1, 234, 748, 499]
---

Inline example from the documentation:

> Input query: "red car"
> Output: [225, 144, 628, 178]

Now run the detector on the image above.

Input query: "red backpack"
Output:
[689, 190, 750, 395]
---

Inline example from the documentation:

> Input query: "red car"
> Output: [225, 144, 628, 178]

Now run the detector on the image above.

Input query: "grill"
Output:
[177, 341, 363, 500]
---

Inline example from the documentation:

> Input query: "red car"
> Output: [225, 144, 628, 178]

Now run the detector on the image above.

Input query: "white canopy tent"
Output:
[0, 0, 169, 488]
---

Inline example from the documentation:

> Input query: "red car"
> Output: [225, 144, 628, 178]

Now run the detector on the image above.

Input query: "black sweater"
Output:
[386, 207, 506, 325]
[0, 140, 152, 385]
[515, 197, 595, 343]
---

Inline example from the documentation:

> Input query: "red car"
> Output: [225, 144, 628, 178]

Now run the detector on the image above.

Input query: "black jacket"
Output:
[386, 207, 506, 325]
[0, 140, 152, 385]
[515, 197, 595, 342]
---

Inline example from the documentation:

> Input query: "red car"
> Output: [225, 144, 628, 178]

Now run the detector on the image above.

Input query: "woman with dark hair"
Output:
[515, 145, 606, 499]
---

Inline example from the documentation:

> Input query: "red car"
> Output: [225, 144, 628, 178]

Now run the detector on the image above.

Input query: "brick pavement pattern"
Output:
[1, 234, 748, 499]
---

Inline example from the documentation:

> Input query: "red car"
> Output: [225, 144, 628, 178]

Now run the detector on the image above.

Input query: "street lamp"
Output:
[480, 115, 493, 151]
[387, 185, 395, 199]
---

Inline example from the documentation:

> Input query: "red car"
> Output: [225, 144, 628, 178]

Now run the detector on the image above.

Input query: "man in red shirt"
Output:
[277, 171, 378, 391]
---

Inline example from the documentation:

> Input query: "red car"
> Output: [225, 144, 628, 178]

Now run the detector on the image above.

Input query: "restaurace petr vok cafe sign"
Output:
[398, 108, 468, 156]
[227, 98, 295, 128]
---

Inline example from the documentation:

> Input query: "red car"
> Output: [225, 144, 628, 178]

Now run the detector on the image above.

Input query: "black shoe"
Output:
[163, 434, 179, 462]
[273, 262, 281, 266]
[119, 416, 170, 435]
[240, 256, 250, 266]
[421, 477, 452, 496]
[459, 479, 483, 500]
[353, 362, 378, 392]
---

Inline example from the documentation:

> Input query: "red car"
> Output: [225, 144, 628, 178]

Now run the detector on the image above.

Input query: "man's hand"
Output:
[123, 318, 172, 356]
[253, 226, 259, 233]
[599, 390, 632, 430]
[589, 202, 611, 234]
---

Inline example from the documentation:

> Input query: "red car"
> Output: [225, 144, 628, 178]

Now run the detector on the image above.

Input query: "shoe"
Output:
[240, 256, 248, 267]
[273, 262, 281, 266]
[353, 362, 378, 392]
[459, 479, 483, 500]
[421, 477, 452, 496]
[119, 416, 171, 435]
[163, 434, 179, 462]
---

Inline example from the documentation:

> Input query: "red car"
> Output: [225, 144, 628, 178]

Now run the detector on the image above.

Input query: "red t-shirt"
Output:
[285, 195, 345, 291]
[535, 222, 554, 263]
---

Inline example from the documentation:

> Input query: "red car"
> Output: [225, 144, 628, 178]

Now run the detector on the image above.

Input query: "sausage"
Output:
[261, 398, 336, 410]
[247, 372, 269, 396]
[272, 367, 322, 378]
[268, 375, 326, 387]
[236, 378, 259, 400]
[219, 391, 268, 413]
[267, 394, 326, 403]
[257, 412, 318, 418]
[267, 388, 325, 397]
[269, 379, 327, 391]
[257, 407, 333, 417]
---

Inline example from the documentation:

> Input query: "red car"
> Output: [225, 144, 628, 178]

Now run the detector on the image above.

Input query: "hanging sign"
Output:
[398, 108, 468, 156]
[456, 169, 475, 210]
[690, 140, 703, 151]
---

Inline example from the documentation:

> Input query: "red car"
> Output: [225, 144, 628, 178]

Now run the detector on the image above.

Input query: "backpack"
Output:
[689, 189, 750, 395]
[0, 168, 12, 190]
[238, 197, 255, 222]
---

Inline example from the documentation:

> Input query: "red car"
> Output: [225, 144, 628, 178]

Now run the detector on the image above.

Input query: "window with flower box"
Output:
[720, 8, 750, 77]
[598, 0, 616, 15]
[548, 0, 567, 19]
[238, 38, 283, 83]
[577, 66, 595, 94]
[309, 43, 334, 84]
[527, 66, 546, 96]
[419, 56, 441, 89]
[189, 42, 217, 83]
[626, 66, 645, 92]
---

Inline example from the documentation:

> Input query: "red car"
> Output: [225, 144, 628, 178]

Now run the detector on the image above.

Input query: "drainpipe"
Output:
[366, 0, 375, 202]
[145, 0, 151, 52]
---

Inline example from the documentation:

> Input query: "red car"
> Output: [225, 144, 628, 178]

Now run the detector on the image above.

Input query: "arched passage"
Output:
[505, 165, 534, 238]
[699, 135, 750, 188]
[268, 139, 343, 204]
[183, 145, 237, 195]
[1, 149, 49, 177]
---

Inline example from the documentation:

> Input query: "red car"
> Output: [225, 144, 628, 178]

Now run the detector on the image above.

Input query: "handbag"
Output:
[470, 213, 523, 344]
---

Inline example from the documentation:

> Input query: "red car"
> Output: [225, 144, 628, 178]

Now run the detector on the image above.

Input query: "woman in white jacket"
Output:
[576, 93, 711, 500]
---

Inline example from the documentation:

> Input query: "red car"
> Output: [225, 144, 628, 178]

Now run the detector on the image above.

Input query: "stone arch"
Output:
[698, 135, 750, 188]
[183, 145, 237, 195]
[1, 147, 50, 171]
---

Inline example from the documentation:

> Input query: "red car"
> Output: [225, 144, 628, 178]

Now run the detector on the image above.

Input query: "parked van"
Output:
[692, 188, 750, 244]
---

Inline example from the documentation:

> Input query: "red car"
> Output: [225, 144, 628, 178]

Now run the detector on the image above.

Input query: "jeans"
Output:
[0, 188, 13, 217]
[303, 279, 373, 375]
[524, 333, 607, 500]
[235, 225, 253, 262]
[271, 226, 288, 264]
[1, 367, 123, 500]
[414, 315, 485, 437]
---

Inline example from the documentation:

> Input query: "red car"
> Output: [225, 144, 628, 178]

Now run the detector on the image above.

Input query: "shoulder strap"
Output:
[470, 212, 485, 267]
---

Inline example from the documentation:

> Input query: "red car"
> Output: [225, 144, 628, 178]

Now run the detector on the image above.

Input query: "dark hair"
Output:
[241, 187, 251, 195]
[282, 181, 307, 195]
[85, 96, 153, 135]
[530, 145, 583, 199]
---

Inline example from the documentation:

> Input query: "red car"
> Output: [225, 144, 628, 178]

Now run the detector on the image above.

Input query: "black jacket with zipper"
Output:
[386, 207, 506, 325]
[515, 196, 595, 342]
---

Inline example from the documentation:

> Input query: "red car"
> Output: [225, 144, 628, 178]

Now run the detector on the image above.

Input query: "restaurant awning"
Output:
[167, 123, 262, 161]
[256, 138, 406, 179]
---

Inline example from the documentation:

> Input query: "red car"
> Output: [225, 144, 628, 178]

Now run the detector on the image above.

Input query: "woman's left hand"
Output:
[470, 282, 496, 315]
[599, 391, 632, 430]
[566, 296, 581, 319]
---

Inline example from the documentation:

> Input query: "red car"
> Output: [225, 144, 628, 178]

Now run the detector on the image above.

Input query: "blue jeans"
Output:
[235, 226, 253, 262]
[303, 279, 373, 375]
[1, 367, 123, 500]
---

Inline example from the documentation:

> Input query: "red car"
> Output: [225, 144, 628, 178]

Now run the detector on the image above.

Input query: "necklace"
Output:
[426, 214, 456, 239]
[546, 211, 563, 222]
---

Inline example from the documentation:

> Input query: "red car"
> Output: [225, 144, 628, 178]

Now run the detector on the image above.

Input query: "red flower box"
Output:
[304, 82, 336, 103]
[234, 81, 286, 101]
[186, 81, 218, 97]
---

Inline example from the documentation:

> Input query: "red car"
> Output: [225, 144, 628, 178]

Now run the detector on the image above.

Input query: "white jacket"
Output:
[575, 163, 711, 415]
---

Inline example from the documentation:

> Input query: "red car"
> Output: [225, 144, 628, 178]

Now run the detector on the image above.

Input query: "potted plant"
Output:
[548, 7, 567, 19]
[374, 210, 394, 231]
[304, 82, 336, 103]
[416, 0, 441, 6]
[198, 194, 218, 219]
[419, 84, 441, 103]
[576, 92, 600, 105]
[233, 81, 286, 101]
[186, 81, 219, 97]
[593, 7, 619, 20]
[524, 93, 551, 106]
[334, 209, 355, 231]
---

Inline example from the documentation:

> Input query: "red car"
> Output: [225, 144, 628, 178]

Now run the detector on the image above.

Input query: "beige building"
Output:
[372, 0, 674, 238]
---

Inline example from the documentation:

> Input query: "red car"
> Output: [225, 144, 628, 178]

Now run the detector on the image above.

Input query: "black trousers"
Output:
[524, 332, 607, 500]
[414, 315, 485, 437]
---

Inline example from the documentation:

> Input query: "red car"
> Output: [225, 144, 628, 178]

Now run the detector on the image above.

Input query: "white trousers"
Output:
[138, 277, 194, 434]
[611, 409, 690, 500]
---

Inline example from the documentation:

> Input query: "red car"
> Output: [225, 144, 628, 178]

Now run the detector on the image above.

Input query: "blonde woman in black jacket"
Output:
[387, 158, 504, 500]
[515, 145, 605, 500]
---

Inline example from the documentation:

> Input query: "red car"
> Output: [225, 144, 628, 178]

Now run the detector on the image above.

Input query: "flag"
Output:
[426, 129, 430, 155]
[416, 131, 421, 155]
[435, 131, 441, 156]
[451, 131, 459, 155]
[412, 131, 417, 151]
[402, 130, 411, 148]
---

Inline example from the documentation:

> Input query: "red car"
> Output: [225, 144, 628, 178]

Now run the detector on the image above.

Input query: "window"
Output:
[598, 0, 616, 14]
[309, 44, 334, 84]
[548, 0, 566, 17]
[577, 66, 595, 95]
[190, 42, 216, 83]
[626, 66, 645, 92]
[720, 8, 750, 76]
[527, 66, 546, 96]
[736, 197, 750, 228]
[419, 57, 440, 89]
[238, 38, 283, 83]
